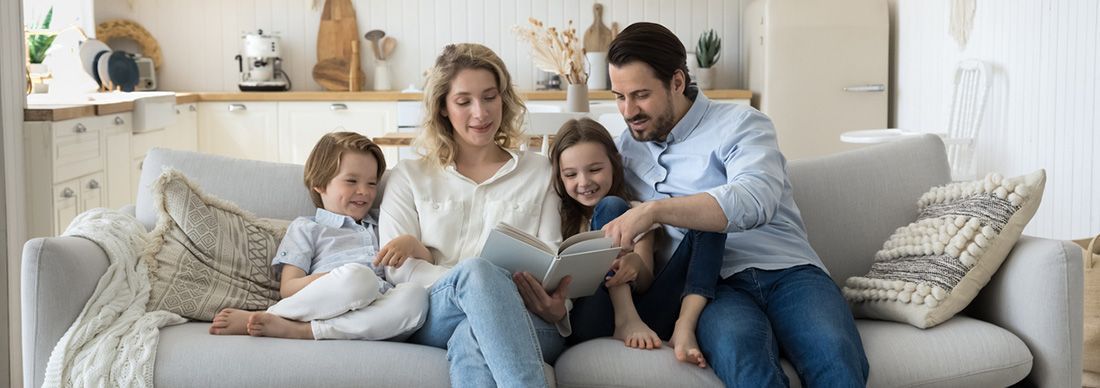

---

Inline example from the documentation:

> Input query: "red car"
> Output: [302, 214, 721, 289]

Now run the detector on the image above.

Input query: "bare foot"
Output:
[613, 317, 662, 349]
[247, 312, 313, 339]
[669, 323, 707, 368]
[209, 308, 253, 335]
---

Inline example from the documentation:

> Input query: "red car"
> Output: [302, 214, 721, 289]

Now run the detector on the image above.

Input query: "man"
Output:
[601, 22, 869, 387]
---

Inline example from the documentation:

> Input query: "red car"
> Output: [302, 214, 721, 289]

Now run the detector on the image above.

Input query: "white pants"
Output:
[266, 263, 428, 340]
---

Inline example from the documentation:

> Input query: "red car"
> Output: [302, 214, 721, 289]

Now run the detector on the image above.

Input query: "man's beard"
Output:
[626, 104, 676, 142]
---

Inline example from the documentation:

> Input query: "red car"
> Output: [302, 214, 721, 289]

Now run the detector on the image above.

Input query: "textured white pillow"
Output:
[843, 170, 1046, 328]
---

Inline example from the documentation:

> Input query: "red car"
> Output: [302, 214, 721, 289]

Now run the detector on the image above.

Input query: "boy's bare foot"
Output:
[613, 318, 662, 349]
[247, 312, 313, 339]
[209, 308, 252, 335]
[669, 323, 707, 368]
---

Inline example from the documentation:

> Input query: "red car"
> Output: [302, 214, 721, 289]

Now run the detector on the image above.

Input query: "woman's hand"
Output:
[604, 251, 643, 288]
[513, 272, 570, 323]
[375, 235, 431, 268]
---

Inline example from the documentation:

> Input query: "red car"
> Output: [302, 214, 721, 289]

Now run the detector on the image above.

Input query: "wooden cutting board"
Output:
[314, 0, 360, 90]
[583, 3, 613, 53]
[313, 57, 365, 92]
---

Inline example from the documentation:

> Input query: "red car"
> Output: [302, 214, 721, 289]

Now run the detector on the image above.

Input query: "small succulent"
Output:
[696, 29, 721, 69]
[27, 7, 56, 64]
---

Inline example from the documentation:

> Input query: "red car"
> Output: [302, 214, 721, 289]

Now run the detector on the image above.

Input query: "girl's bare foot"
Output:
[247, 312, 313, 339]
[209, 308, 252, 335]
[669, 322, 707, 368]
[613, 318, 662, 349]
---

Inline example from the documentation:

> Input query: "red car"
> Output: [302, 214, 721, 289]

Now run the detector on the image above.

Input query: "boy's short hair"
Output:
[304, 132, 387, 208]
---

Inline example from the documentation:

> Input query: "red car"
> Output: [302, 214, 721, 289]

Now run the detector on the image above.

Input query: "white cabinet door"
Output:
[80, 173, 105, 213]
[53, 179, 79, 236]
[104, 119, 132, 209]
[199, 102, 279, 162]
[171, 103, 199, 152]
[277, 101, 397, 165]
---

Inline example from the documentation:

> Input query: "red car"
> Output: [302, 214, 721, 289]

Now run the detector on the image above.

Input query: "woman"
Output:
[376, 43, 569, 388]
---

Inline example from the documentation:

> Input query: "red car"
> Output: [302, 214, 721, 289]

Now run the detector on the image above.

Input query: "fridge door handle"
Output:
[844, 84, 887, 92]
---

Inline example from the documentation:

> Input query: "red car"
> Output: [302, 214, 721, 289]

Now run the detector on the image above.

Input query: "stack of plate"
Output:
[79, 39, 140, 92]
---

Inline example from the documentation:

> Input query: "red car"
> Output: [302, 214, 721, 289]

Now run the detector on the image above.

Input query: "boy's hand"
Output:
[514, 272, 570, 324]
[604, 252, 642, 288]
[375, 235, 427, 268]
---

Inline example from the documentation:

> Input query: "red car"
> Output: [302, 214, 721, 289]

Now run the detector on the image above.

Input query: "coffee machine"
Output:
[234, 30, 290, 91]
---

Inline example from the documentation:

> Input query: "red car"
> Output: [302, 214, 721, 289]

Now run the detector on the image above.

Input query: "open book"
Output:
[480, 222, 620, 299]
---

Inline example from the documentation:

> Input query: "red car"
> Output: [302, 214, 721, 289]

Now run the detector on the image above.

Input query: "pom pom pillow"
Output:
[843, 170, 1046, 328]
[144, 169, 285, 321]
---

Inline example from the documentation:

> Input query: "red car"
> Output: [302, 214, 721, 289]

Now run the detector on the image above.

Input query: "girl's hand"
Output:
[375, 235, 426, 268]
[513, 272, 570, 323]
[605, 252, 642, 288]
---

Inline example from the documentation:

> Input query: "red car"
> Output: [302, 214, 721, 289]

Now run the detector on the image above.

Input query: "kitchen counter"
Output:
[24, 89, 751, 122]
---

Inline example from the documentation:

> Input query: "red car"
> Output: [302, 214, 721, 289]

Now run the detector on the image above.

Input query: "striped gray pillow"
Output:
[843, 170, 1046, 328]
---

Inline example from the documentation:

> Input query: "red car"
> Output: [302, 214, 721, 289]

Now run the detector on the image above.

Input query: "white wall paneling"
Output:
[95, 0, 744, 92]
[892, 0, 1099, 239]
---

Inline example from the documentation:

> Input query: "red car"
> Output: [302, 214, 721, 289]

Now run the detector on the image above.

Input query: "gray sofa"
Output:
[22, 135, 1082, 387]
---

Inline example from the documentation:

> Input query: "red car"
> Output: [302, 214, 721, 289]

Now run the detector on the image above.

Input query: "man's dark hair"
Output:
[607, 22, 697, 99]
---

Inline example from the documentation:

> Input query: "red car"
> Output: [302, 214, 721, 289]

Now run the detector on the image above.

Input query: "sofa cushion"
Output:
[554, 317, 1030, 387]
[154, 323, 555, 387]
[843, 170, 1046, 328]
[144, 169, 284, 321]
[136, 148, 315, 231]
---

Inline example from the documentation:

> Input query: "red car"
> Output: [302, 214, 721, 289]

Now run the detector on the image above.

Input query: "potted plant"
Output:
[695, 29, 721, 90]
[26, 7, 56, 92]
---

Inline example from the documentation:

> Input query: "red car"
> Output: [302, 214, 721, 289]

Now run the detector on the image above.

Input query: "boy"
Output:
[210, 132, 428, 340]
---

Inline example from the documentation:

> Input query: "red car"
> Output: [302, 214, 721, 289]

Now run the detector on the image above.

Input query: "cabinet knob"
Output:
[114, 116, 126, 125]
[87, 180, 100, 190]
[189, 105, 197, 112]
[175, 109, 181, 115]
[74, 123, 87, 133]
[228, 104, 247, 112]
[60, 188, 75, 199]
[330, 103, 349, 111]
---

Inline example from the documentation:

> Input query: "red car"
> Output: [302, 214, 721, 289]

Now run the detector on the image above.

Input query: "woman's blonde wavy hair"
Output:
[416, 43, 526, 167]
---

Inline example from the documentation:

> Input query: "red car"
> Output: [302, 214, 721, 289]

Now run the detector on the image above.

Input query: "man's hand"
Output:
[375, 235, 427, 268]
[605, 252, 643, 288]
[603, 203, 656, 251]
[514, 273, 570, 323]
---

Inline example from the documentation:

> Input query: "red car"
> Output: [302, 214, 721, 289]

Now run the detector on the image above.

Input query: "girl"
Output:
[549, 118, 724, 368]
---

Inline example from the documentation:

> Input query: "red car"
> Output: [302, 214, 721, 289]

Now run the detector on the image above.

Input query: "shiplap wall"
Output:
[892, 0, 1099, 239]
[94, 0, 743, 92]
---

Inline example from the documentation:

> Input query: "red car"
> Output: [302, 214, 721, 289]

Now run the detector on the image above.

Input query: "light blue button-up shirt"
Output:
[616, 93, 825, 278]
[273, 208, 391, 292]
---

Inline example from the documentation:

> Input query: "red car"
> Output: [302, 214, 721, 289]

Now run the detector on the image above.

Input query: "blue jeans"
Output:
[569, 196, 725, 343]
[698, 264, 869, 387]
[408, 258, 565, 388]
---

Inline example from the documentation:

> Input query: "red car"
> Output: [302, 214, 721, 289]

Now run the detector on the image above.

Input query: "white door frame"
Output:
[2, 0, 27, 386]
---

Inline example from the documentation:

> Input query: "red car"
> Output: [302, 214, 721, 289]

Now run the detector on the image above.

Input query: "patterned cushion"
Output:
[144, 169, 285, 321]
[842, 170, 1046, 328]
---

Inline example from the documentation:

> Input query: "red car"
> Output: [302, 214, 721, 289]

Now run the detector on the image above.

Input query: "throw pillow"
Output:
[842, 170, 1046, 328]
[143, 169, 285, 321]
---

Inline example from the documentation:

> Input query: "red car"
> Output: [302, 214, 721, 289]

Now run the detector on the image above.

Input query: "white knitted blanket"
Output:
[42, 209, 186, 388]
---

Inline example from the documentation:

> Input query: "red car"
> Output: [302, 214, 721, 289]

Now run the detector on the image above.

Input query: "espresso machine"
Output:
[234, 30, 290, 91]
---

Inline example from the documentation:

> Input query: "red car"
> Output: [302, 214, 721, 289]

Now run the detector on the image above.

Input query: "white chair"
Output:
[840, 59, 990, 180]
[522, 112, 590, 154]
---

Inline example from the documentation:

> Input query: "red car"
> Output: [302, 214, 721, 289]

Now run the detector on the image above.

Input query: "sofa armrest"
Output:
[21, 237, 109, 388]
[966, 235, 1083, 388]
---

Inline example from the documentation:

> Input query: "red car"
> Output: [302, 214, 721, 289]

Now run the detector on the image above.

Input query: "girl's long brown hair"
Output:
[548, 118, 632, 239]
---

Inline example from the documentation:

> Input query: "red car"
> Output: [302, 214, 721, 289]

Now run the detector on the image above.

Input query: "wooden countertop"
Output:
[373, 132, 549, 148]
[24, 89, 751, 122]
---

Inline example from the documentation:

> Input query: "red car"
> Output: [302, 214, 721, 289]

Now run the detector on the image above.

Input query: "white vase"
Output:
[566, 83, 590, 113]
[695, 66, 716, 90]
[373, 61, 392, 91]
[585, 52, 608, 90]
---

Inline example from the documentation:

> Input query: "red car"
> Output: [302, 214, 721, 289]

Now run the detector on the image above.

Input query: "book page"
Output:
[558, 230, 609, 254]
[496, 222, 554, 254]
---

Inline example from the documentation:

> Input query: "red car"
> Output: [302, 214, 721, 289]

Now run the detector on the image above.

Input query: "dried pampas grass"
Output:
[513, 18, 588, 85]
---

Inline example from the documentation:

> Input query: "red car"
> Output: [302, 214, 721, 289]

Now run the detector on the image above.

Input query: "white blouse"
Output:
[378, 149, 562, 270]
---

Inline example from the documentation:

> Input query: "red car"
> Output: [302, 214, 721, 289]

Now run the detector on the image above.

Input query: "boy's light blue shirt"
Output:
[616, 92, 825, 278]
[272, 208, 391, 292]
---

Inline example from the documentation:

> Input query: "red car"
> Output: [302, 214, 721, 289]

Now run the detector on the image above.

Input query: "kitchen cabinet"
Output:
[131, 103, 199, 202]
[199, 101, 279, 162]
[24, 113, 131, 237]
[277, 101, 398, 164]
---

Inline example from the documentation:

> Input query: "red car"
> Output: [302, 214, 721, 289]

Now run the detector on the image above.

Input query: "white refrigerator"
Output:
[743, 0, 889, 160]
